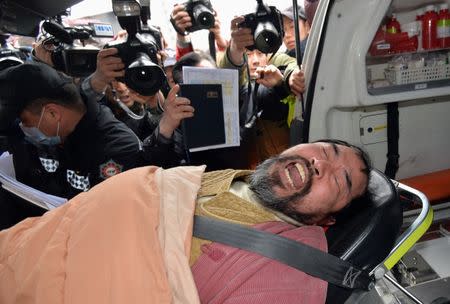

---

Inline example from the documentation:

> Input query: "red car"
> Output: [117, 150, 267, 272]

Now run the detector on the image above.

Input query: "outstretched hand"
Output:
[159, 84, 195, 139]
[254, 65, 284, 88]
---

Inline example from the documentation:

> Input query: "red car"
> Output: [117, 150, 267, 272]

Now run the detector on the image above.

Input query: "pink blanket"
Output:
[0, 166, 205, 304]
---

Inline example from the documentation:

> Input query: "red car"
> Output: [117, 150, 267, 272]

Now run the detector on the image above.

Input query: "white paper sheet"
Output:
[0, 152, 67, 210]
[182, 67, 240, 152]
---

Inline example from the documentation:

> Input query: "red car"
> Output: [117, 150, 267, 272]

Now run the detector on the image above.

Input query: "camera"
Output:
[40, 20, 114, 77]
[0, 34, 27, 71]
[106, 0, 165, 96]
[184, 0, 215, 32]
[239, 0, 284, 54]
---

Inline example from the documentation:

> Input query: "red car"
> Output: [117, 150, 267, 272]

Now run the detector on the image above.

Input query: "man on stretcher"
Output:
[0, 139, 370, 304]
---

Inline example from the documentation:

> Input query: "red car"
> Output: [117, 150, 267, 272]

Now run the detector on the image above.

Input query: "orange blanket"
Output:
[0, 166, 205, 304]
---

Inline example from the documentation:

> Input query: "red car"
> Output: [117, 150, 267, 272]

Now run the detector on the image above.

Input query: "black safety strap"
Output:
[385, 102, 399, 179]
[193, 215, 373, 290]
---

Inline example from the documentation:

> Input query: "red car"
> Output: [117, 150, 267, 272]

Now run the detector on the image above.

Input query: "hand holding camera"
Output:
[90, 48, 125, 93]
[104, 0, 166, 96]
[229, 16, 254, 65]
[238, 0, 284, 54]
[170, 0, 215, 35]
[37, 20, 111, 77]
[171, 4, 193, 35]
[31, 41, 55, 67]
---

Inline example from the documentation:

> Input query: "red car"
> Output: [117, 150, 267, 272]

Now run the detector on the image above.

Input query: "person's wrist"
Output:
[90, 73, 108, 93]
[159, 126, 174, 139]
[158, 118, 175, 139]
[176, 34, 192, 48]
[215, 36, 228, 50]
[275, 73, 284, 87]
[229, 44, 245, 66]
[154, 124, 173, 144]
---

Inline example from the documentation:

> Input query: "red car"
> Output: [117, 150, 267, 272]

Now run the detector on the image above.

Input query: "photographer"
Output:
[218, 14, 306, 165]
[281, 5, 311, 59]
[170, 2, 228, 61]
[31, 34, 122, 103]
[223, 16, 305, 95]
[102, 80, 188, 166]
[31, 17, 192, 167]
[91, 42, 191, 166]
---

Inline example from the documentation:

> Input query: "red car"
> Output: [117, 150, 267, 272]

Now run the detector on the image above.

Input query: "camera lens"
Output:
[254, 21, 282, 53]
[125, 52, 165, 96]
[65, 49, 99, 77]
[192, 4, 215, 29]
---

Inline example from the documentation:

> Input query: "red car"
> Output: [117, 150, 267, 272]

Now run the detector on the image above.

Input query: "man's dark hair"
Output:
[24, 83, 85, 115]
[172, 51, 216, 84]
[0, 63, 86, 122]
[313, 138, 372, 182]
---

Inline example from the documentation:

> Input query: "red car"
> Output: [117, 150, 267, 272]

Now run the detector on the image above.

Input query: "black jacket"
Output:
[8, 94, 185, 199]
[100, 97, 186, 167]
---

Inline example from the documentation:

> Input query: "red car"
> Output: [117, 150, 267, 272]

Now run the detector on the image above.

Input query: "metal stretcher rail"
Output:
[368, 181, 434, 304]
[371, 181, 433, 279]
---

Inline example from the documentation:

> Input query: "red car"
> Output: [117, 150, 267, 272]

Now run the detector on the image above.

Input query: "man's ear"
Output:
[44, 103, 62, 121]
[317, 215, 336, 226]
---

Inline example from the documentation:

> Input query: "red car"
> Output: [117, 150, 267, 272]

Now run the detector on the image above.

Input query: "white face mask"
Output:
[19, 107, 61, 146]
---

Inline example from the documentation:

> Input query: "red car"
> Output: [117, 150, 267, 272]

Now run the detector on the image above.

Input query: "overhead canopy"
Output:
[0, 0, 83, 36]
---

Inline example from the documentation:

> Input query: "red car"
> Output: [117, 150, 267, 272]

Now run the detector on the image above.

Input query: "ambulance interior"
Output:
[304, 0, 450, 302]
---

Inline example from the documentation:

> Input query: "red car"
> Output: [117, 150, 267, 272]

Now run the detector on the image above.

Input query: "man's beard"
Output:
[248, 155, 314, 224]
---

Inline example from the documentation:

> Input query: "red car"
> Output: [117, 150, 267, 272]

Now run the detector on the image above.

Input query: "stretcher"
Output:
[0, 168, 435, 303]
[326, 169, 433, 303]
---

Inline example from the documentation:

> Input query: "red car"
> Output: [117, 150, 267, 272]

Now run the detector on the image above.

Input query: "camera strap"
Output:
[243, 64, 261, 129]
[208, 32, 216, 62]
[113, 90, 146, 120]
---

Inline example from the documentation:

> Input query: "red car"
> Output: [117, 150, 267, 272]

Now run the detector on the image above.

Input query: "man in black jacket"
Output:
[0, 62, 193, 198]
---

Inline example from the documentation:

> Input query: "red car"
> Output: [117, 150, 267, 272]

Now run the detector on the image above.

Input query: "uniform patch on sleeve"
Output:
[39, 157, 60, 173]
[99, 159, 123, 179]
[66, 170, 90, 191]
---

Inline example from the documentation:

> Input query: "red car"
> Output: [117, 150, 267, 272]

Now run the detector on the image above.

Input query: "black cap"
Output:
[0, 62, 72, 130]
[281, 5, 307, 21]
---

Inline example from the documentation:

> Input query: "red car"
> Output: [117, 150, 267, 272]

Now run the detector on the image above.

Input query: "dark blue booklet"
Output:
[179, 84, 225, 150]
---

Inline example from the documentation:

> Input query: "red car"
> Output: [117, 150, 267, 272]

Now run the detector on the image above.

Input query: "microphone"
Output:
[68, 29, 90, 41]
[42, 21, 73, 44]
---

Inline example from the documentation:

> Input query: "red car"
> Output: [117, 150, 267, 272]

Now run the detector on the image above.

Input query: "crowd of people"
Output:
[1, 2, 316, 198]
[0, 1, 380, 303]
